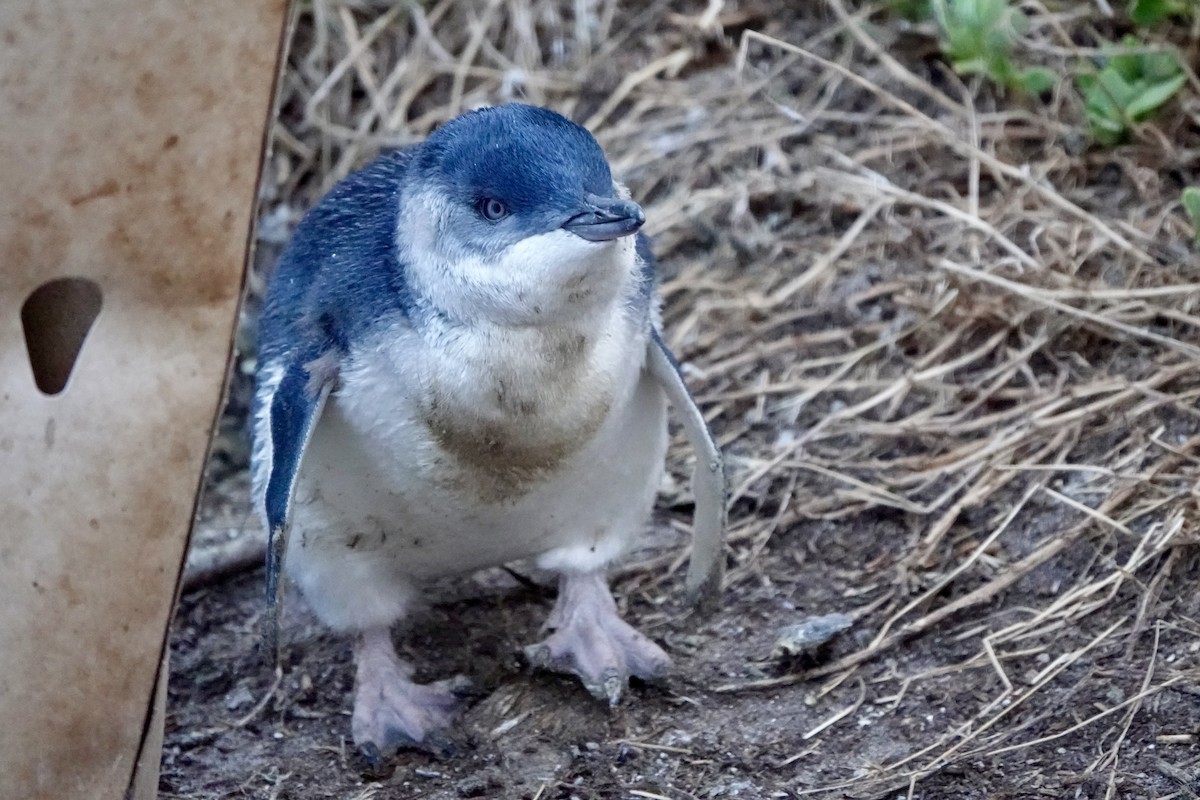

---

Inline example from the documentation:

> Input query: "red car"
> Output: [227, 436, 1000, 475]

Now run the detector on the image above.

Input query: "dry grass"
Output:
[202, 0, 1200, 796]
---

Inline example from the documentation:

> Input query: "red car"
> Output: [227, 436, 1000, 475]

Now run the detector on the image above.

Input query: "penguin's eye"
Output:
[476, 197, 510, 222]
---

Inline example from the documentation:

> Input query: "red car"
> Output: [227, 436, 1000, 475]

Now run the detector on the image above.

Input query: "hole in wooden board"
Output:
[20, 277, 103, 396]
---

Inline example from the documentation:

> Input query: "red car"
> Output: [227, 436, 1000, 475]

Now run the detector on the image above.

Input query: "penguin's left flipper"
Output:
[645, 330, 727, 612]
[260, 355, 336, 661]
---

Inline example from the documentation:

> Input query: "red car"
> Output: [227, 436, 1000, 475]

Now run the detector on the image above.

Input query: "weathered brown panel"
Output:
[0, 2, 288, 797]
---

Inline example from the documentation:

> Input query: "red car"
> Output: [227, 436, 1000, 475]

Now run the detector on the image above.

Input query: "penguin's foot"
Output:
[524, 571, 670, 704]
[351, 627, 470, 760]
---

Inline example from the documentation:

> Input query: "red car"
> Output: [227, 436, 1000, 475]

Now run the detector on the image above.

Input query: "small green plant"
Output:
[1076, 36, 1186, 145]
[1128, 0, 1197, 26]
[1183, 188, 1200, 247]
[886, 0, 933, 21]
[929, 0, 1054, 94]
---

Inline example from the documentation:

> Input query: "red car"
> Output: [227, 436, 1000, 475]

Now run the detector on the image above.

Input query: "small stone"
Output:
[224, 681, 254, 714]
[455, 775, 489, 797]
[773, 613, 853, 657]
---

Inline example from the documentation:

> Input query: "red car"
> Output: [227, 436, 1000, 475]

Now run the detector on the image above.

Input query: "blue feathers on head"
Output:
[414, 104, 614, 216]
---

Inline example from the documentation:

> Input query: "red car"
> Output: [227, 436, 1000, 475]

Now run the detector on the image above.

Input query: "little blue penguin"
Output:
[251, 103, 725, 758]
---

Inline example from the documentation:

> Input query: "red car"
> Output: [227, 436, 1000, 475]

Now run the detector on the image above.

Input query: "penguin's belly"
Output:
[288, 368, 669, 580]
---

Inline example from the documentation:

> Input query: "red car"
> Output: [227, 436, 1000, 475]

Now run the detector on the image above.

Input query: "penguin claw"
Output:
[599, 672, 624, 706]
[356, 741, 383, 767]
[524, 572, 670, 703]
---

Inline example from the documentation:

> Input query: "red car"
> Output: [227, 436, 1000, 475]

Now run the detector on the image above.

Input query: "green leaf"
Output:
[1184, 188, 1200, 247]
[1125, 73, 1186, 119]
[953, 56, 990, 75]
[1129, 0, 1196, 25]
[1142, 50, 1184, 82]
[1130, 0, 1173, 25]
[1108, 39, 1145, 82]
[1078, 70, 1130, 145]
[1005, 4, 1030, 36]
[1078, 74, 1114, 117]
[1091, 121, 1127, 147]
[1020, 67, 1055, 94]
[887, 0, 933, 20]
[1095, 68, 1138, 108]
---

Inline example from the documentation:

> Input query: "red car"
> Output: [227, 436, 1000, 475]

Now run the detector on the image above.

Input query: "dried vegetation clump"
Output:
[190, 0, 1200, 796]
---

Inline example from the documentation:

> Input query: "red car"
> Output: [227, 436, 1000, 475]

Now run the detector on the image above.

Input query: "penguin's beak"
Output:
[562, 194, 645, 242]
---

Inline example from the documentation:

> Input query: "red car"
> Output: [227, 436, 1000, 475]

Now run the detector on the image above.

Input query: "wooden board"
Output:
[0, 2, 288, 797]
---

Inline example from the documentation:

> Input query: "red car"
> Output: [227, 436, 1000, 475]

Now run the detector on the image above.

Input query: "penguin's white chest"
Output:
[288, 312, 667, 579]
[412, 325, 628, 502]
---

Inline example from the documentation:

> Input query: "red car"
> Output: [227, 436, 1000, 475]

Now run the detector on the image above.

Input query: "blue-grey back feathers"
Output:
[256, 149, 414, 368]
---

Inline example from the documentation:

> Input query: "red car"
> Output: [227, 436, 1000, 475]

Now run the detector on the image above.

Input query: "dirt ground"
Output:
[163, 1, 1200, 797]
[165, 483, 1200, 799]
